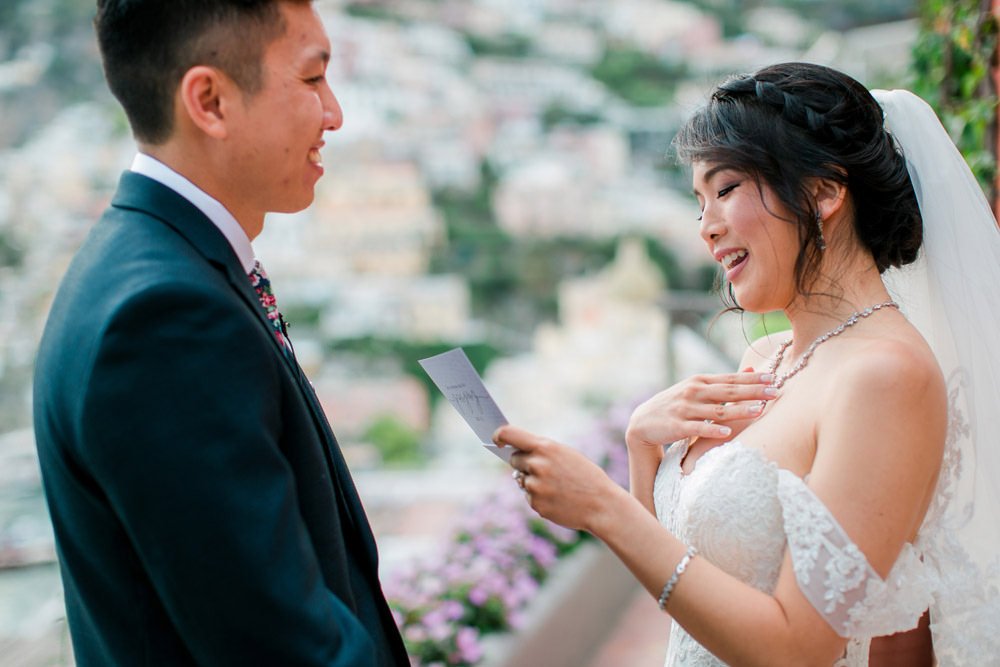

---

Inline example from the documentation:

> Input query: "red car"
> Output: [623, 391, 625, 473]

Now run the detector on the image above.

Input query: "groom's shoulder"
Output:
[65, 219, 206, 306]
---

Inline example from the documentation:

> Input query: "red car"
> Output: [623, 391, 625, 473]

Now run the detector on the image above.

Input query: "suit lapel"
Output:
[111, 172, 294, 370]
[291, 364, 380, 562]
[111, 171, 381, 569]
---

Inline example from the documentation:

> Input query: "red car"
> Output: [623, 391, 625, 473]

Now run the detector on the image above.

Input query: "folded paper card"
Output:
[418, 348, 512, 462]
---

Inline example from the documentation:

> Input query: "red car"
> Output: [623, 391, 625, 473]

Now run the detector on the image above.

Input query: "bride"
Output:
[495, 62, 1000, 666]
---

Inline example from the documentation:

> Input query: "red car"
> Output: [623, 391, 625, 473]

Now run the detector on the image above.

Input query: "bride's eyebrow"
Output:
[692, 165, 733, 197]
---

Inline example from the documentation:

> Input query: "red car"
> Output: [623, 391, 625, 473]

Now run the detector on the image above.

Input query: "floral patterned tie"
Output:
[248, 260, 293, 356]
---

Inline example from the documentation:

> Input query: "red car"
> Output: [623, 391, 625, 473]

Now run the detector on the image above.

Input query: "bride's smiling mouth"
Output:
[721, 250, 747, 269]
[716, 248, 748, 278]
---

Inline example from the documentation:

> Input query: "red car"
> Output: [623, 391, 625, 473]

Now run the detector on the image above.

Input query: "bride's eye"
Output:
[718, 183, 740, 198]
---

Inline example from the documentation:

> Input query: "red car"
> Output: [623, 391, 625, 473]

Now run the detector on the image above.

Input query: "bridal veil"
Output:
[874, 89, 1000, 664]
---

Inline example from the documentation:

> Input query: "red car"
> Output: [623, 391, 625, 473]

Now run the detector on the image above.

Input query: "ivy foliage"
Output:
[912, 0, 998, 197]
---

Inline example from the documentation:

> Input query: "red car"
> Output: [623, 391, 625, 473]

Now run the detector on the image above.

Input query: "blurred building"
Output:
[258, 158, 444, 279]
[432, 237, 670, 458]
[319, 273, 472, 341]
[803, 18, 918, 86]
[313, 373, 431, 440]
[605, 0, 722, 59]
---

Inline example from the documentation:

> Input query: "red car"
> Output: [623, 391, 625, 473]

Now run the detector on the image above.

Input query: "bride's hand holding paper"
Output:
[494, 425, 628, 533]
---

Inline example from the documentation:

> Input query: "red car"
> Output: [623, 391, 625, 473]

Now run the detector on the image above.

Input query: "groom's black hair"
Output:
[95, 0, 311, 145]
[674, 62, 921, 304]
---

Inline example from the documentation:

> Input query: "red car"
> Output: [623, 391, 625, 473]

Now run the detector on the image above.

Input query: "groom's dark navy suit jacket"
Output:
[33, 172, 408, 666]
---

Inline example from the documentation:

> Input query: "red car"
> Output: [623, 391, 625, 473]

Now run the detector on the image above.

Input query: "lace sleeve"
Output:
[776, 471, 933, 639]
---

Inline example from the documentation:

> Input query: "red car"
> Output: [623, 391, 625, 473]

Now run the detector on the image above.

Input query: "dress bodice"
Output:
[653, 440, 934, 667]
[655, 440, 786, 598]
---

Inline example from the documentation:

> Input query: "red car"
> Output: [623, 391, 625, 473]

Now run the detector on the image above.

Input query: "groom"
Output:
[32, 1, 408, 664]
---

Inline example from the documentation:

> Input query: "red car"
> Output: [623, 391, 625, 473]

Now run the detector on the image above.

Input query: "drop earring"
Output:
[815, 211, 827, 251]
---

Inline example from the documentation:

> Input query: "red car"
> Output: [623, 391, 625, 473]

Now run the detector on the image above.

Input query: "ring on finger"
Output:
[512, 469, 527, 489]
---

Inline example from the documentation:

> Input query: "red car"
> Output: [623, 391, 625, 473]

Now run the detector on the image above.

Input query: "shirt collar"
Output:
[130, 153, 256, 274]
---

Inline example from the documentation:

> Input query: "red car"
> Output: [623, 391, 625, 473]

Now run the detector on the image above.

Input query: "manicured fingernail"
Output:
[717, 425, 732, 436]
[747, 403, 764, 415]
[763, 387, 778, 397]
[759, 373, 773, 383]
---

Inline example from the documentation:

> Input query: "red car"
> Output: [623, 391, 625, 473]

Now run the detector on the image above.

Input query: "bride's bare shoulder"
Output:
[739, 329, 793, 371]
[838, 334, 945, 401]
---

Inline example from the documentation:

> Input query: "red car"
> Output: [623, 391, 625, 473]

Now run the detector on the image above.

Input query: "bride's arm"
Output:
[626, 437, 665, 515]
[497, 339, 945, 667]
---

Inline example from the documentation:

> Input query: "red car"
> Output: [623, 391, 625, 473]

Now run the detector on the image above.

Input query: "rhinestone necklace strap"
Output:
[767, 300, 899, 390]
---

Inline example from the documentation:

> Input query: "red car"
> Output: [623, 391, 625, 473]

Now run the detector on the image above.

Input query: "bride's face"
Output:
[693, 162, 801, 313]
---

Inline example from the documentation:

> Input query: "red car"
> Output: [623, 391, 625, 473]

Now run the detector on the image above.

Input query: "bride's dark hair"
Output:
[673, 62, 921, 300]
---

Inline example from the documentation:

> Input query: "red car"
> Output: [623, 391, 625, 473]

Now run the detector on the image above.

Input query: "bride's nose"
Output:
[699, 206, 724, 243]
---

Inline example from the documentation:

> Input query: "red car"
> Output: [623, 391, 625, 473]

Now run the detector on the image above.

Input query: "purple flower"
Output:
[404, 624, 428, 644]
[467, 585, 489, 606]
[455, 627, 483, 663]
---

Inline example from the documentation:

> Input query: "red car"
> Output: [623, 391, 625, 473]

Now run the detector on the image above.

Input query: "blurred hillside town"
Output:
[0, 0, 916, 664]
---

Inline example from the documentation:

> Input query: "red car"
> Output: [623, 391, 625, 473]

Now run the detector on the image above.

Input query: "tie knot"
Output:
[249, 259, 268, 286]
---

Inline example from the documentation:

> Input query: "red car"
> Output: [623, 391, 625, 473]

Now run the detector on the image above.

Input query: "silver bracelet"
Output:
[657, 545, 698, 612]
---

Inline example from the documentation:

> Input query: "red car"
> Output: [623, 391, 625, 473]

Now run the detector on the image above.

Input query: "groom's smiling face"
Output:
[223, 1, 343, 221]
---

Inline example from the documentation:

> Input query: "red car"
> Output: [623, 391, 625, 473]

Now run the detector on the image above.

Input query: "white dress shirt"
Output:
[130, 153, 256, 274]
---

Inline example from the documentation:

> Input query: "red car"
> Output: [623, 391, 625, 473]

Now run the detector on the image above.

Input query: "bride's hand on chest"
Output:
[625, 370, 776, 453]
[683, 379, 822, 479]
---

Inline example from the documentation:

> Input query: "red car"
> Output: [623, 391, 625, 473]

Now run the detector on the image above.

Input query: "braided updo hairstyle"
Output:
[673, 62, 921, 300]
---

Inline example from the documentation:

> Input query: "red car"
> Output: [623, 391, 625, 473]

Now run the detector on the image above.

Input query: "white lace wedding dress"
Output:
[640, 91, 1000, 667]
[653, 439, 938, 667]
[648, 88, 1000, 667]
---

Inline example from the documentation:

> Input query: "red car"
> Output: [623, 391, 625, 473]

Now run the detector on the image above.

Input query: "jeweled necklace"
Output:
[768, 300, 899, 390]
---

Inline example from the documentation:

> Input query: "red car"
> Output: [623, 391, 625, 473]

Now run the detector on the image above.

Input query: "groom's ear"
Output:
[176, 65, 233, 140]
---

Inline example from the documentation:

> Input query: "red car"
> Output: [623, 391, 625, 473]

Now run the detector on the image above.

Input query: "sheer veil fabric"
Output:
[873, 89, 1000, 664]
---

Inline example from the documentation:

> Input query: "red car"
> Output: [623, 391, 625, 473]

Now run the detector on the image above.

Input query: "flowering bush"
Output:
[386, 483, 579, 666]
[573, 400, 634, 491]
[386, 400, 636, 666]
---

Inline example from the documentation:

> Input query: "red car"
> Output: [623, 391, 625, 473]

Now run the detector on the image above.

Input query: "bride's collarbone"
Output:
[681, 384, 820, 478]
